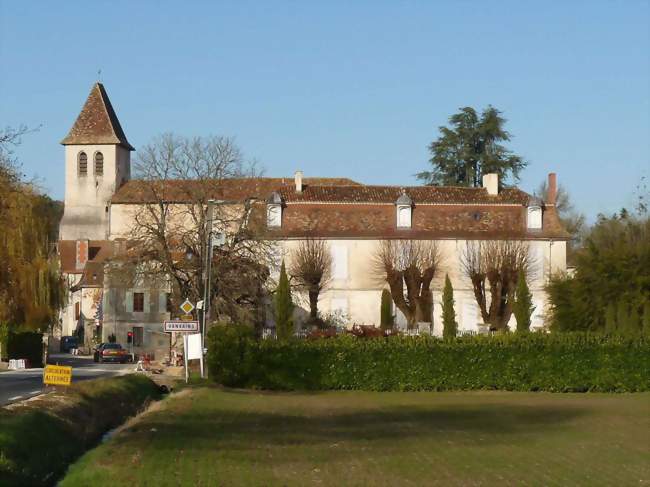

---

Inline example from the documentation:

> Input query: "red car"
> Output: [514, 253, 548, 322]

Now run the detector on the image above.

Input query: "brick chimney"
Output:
[482, 173, 498, 196]
[547, 172, 557, 205]
[294, 170, 303, 193]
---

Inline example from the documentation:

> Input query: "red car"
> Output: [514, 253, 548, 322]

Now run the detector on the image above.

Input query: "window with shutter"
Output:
[133, 292, 144, 312]
[94, 152, 104, 176]
[78, 152, 87, 176]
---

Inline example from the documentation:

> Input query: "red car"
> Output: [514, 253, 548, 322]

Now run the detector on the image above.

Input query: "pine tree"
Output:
[274, 261, 293, 340]
[441, 274, 457, 339]
[642, 302, 650, 336]
[380, 289, 394, 330]
[513, 270, 534, 332]
[604, 302, 617, 334]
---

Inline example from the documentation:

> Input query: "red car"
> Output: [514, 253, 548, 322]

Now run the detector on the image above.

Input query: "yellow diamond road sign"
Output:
[44, 364, 72, 386]
[180, 299, 195, 314]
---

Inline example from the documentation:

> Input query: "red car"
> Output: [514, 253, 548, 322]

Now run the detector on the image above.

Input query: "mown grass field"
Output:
[61, 388, 650, 486]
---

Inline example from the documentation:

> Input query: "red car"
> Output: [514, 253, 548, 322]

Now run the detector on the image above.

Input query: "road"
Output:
[0, 353, 133, 406]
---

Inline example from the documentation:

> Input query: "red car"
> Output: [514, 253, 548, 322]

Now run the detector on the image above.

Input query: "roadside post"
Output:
[165, 300, 200, 382]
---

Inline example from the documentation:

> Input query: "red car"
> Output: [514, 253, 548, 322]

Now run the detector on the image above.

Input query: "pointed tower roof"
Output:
[61, 83, 134, 150]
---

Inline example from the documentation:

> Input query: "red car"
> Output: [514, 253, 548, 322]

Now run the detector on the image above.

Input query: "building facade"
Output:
[58, 83, 569, 356]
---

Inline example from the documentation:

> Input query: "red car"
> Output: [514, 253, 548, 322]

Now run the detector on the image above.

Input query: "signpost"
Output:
[43, 364, 72, 386]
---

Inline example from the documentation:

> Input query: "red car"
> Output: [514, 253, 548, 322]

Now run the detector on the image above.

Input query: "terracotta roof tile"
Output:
[253, 203, 569, 240]
[111, 177, 361, 204]
[280, 185, 531, 205]
[61, 83, 134, 150]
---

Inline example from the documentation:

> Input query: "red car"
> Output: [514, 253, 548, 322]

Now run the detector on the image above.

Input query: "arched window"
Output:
[78, 152, 88, 176]
[94, 152, 104, 176]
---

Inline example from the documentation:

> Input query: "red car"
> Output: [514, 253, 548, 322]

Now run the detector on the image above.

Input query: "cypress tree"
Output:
[616, 300, 629, 335]
[274, 261, 293, 340]
[380, 289, 394, 330]
[627, 305, 641, 336]
[441, 274, 457, 339]
[642, 302, 650, 336]
[513, 270, 534, 332]
[604, 302, 617, 334]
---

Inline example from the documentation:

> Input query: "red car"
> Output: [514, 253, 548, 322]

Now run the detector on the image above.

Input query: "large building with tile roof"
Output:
[58, 83, 569, 356]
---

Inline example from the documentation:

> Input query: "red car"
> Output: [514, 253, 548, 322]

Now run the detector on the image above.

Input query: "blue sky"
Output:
[1, 1, 648, 219]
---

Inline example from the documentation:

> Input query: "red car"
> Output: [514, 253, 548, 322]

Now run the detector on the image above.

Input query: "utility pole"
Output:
[201, 200, 216, 378]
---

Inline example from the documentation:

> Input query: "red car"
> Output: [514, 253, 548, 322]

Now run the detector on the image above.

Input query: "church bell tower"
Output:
[59, 83, 134, 241]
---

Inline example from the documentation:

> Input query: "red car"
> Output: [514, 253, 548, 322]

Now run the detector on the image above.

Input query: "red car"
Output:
[93, 343, 130, 363]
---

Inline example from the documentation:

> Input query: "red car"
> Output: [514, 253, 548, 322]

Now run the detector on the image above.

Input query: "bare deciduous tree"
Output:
[460, 240, 532, 331]
[374, 240, 443, 329]
[115, 133, 275, 328]
[289, 238, 332, 326]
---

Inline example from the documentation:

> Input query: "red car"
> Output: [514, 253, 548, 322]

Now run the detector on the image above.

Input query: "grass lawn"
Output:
[61, 388, 650, 487]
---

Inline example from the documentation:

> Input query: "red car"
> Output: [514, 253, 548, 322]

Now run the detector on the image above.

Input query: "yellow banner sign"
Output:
[44, 364, 72, 386]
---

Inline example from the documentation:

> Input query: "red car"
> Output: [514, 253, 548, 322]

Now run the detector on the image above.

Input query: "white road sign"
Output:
[164, 321, 199, 332]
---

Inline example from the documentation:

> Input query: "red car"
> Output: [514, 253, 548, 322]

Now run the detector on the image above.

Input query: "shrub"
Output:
[441, 274, 457, 339]
[207, 333, 650, 392]
[206, 324, 256, 387]
[643, 302, 650, 336]
[6, 330, 43, 367]
[347, 325, 387, 338]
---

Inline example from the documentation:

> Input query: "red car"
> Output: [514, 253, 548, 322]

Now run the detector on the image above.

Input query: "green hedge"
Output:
[6, 331, 43, 367]
[207, 327, 650, 392]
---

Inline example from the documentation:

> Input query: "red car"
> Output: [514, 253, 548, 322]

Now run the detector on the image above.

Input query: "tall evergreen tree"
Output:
[642, 302, 650, 336]
[626, 305, 641, 335]
[616, 300, 629, 335]
[513, 270, 535, 332]
[604, 303, 617, 334]
[441, 274, 457, 339]
[417, 106, 526, 187]
[380, 289, 394, 330]
[274, 261, 293, 340]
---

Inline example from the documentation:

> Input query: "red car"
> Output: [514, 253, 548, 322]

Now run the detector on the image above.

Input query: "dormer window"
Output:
[78, 152, 88, 176]
[266, 192, 282, 227]
[94, 152, 104, 176]
[395, 192, 413, 228]
[527, 205, 542, 230]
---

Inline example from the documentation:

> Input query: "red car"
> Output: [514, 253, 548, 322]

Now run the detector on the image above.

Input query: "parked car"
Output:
[93, 343, 130, 363]
[60, 336, 78, 353]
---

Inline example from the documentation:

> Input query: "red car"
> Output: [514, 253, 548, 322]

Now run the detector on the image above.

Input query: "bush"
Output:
[207, 332, 650, 393]
[206, 324, 256, 387]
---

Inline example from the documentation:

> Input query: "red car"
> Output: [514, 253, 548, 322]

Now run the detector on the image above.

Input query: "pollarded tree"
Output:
[441, 274, 457, 339]
[417, 106, 526, 187]
[380, 289, 394, 331]
[288, 238, 332, 326]
[274, 261, 293, 340]
[374, 240, 443, 329]
[461, 240, 532, 331]
[513, 270, 535, 332]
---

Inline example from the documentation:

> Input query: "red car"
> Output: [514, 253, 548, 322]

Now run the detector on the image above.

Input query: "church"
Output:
[57, 83, 569, 358]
